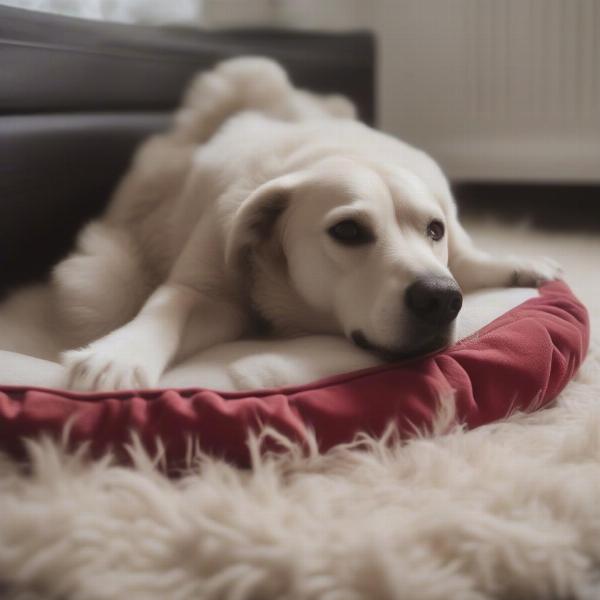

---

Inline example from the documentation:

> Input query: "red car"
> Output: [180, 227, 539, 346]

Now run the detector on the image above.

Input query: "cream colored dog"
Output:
[54, 57, 560, 391]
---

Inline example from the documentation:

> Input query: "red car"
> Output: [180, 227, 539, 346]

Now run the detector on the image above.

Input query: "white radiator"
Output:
[173, 0, 600, 182]
[378, 0, 600, 181]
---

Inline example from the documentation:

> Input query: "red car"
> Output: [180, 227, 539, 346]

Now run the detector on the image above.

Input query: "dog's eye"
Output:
[328, 220, 374, 246]
[427, 219, 445, 242]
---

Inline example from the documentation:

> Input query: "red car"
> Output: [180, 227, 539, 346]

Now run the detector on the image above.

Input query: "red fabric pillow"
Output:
[0, 281, 589, 469]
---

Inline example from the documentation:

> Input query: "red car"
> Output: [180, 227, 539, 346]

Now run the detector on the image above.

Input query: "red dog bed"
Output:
[0, 281, 589, 469]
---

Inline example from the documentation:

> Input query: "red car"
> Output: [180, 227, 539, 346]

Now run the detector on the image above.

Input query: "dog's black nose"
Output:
[405, 276, 463, 326]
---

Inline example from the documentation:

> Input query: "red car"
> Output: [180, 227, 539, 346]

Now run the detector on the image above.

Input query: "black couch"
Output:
[0, 6, 375, 297]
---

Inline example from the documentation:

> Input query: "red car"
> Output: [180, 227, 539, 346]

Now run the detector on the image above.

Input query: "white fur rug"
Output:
[1, 219, 599, 600]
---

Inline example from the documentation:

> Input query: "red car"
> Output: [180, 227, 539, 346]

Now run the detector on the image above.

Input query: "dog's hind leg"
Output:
[52, 222, 155, 348]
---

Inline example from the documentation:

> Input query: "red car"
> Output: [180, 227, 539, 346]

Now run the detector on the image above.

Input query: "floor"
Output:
[455, 183, 600, 233]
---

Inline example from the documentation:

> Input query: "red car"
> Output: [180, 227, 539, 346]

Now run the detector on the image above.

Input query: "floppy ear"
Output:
[225, 172, 305, 269]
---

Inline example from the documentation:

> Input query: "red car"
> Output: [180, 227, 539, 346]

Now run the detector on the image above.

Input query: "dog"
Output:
[53, 57, 561, 391]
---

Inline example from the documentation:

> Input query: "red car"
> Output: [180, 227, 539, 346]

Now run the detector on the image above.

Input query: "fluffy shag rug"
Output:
[1, 219, 599, 600]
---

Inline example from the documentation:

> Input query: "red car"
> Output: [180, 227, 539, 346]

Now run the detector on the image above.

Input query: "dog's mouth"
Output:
[350, 329, 452, 362]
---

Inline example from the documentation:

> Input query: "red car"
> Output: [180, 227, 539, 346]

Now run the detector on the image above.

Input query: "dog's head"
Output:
[226, 156, 462, 358]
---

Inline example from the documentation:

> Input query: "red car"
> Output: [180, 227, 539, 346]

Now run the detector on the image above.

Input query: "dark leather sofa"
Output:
[0, 6, 375, 298]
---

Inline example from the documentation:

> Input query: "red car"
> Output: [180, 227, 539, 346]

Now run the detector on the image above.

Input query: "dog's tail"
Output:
[52, 224, 152, 347]
[173, 56, 356, 143]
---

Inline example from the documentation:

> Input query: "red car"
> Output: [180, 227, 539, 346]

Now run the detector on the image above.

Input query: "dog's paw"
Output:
[62, 345, 158, 392]
[509, 256, 563, 287]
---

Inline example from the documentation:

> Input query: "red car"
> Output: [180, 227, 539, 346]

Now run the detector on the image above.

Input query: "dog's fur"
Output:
[54, 57, 560, 391]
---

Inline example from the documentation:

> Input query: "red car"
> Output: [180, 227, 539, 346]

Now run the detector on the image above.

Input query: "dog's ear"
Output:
[225, 172, 305, 269]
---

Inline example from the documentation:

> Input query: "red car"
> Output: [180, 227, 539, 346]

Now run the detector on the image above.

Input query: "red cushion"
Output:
[0, 281, 589, 469]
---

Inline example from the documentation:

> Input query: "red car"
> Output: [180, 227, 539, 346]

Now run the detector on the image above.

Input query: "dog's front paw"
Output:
[509, 256, 563, 287]
[62, 345, 158, 392]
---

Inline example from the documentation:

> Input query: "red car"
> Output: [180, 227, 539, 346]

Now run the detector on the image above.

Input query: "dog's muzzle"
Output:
[404, 276, 463, 327]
